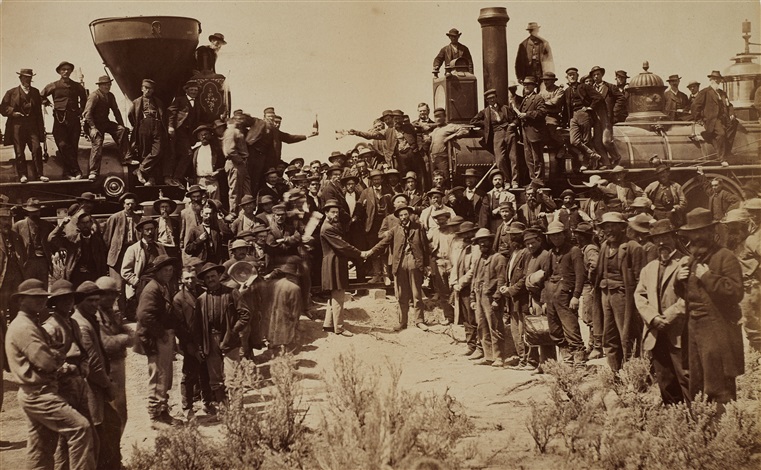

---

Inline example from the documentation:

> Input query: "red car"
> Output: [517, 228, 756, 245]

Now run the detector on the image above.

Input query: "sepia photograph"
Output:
[1, 0, 760, 468]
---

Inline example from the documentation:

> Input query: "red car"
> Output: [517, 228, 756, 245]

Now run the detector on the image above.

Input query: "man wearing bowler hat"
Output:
[663, 74, 690, 121]
[84, 74, 129, 180]
[432, 28, 474, 77]
[166, 80, 202, 187]
[588, 65, 623, 167]
[6, 279, 95, 469]
[515, 22, 554, 85]
[42, 61, 88, 180]
[470, 89, 520, 188]
[128, 78, 166, 186]
[1, 68, 47, 183]
[675, 208, 744, 408]
[691, 71, 737, 165]
[517, 76, 547, 182]
[634, 219, 689, 404]
[13, 198, 54, 286]
[613, 70, 630, 123]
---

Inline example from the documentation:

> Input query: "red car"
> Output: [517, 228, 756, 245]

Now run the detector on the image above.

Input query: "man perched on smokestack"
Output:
[515, 22, 554, 85]
[432, 28, 474, 78]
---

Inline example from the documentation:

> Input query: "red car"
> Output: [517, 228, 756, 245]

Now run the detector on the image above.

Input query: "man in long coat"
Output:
[691, 71, 736, 163]
[104, 192, 141, 288]
[13, 198, 54, 287]
[1, 68, 47, 182]
[48, 212, 108, 286]
[470, 89, 520, 187]
[517, 77, 547, 182]
[320, 199, 365, 336]
[267, 259, 303, 351]
[128, 79, 166, 185]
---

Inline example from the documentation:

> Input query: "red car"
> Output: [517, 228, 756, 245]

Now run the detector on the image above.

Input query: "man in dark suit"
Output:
[517, 77, 547, 182]
[470, 89, 520, 187]
[104, 192, 141, 289]
[185, 205, 227, 265]
[257, 168, 282, 205]
[166, 80, 202, 186]
[1, 68, 47, 182]
[359, 169, 389, 283]
[663, 74, 690, 121]
[500, 222, 534, 369]
[128, 79, 166, 186]
[691, 71, 737, 164]
[48, 212, 108, 286]
[613, 70, 629, 124]
[83, 75, 129, 180]
[432, 28, 474, 77]
[515, 22, 553, 85]
[41, 61, 88, 180]
[589, 66, 623, 168]
[12, 198, 54, 287]
[370, 205, 430, 330]
[562, 67, 604, 170]
[462, 169, 484, 222]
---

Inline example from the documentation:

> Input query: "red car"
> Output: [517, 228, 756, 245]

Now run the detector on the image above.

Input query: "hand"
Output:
[424, 266, 431, 277]
[470, 301, 476, 310]
[498, 285, 508, 295]
[432, 71, 439, 78]
[491, 300, 500, 309]
[696, 166, 704, 176]
[695, 263, 709, 278]
[569, 297, 580, 310]
[198, 231, 209, 241]
[61, 216, 71, 226]
[12, 111, 25, 117]
[168, 127, 175, 136]
[452, 283, 461, 292]
[651, 316, 667, 331]
[676, 265, 690, 281]
[302, 234, 313, 244]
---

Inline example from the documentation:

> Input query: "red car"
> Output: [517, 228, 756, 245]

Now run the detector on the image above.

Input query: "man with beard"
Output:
[49, 212, 108, 286]
[635, 220, 689, 404]
[122, 218, 168, 307]
[128, 79, 166, 186]
[180, 185, 208, 257]
[447, 186, 474, 221]
[104, 192, 141, 289]
[594, 212, 647, 371]
[42, 61, 88, 180]
[72, 282, 122, 468]
[628, 213, 658, 263]
[320, 200, 370, 336]
[676, 208, 744, 408]
[450, 221, 481, 357]
[185, 205, 227, 265]
[470, 90, 520, 187]
[562, 67, 604, 170]
[555, 189, 589, 238]
[479, 170, 516, 232]
[696, 167, 740, 221]
[645, 165, 687, 225]
[65, 192, 102, 238]
[727, 201, 761, 353]
[544, 221, 586, 366]
[499, 222, 534, 369]
[154, 197, 180, 258]
[360, 169, 391, 283]
[1, 68, 47, 182]
[469, 229, 507, 367]
[518, 186, 555, 231]
[84, 75, 130, 180]
[166, 81, 202, 187]
[606, 166, 644, 211]
[13, 198, 54, 287]
[462, 169, 485, 221]
[342, 175, 366, 279]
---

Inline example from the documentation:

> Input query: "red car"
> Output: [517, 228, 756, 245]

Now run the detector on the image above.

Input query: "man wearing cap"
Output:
[185, 205, 227, 265]
[135, 255, 181, 426]
[479, 169, 516, 232]
[562, 67, 604, 169]
[6, 279, 95, 469]
[517, 76, 548, 181]
[429, 107, 468, 175]
[539, 72, 565, 151]
[180, 185, 207, 258]
[359, 169, 390, 283]
[84, 75, 129, 180]
[72, 281, 122, 468]
[223, 114, 251, 212]
[192, 124, 223, 199]
[122, 217, 168, 305]
[634, 220, 689, 404]
[675, 208, 744, 407]
[195, 262, 249, 405]
[433, 28, 474, 77]
[731, 201, 761, 352]
[450, 221, 481, 356]
[515, 22, 553, 85]
[231, 195, 258, 236]
[165, 80, 202, 187]
[691, 71, 736, 164]
[613, 71, 630, 123]
[1, 68, 47, 183]
[13, 198, 54, 287]
[644, 165, 687, 225]
[49, 211, 108, 286]
[470, 89, 520, 187]
[588, 66, 623, 167]
[42, 61, 88, 180]
[663, 74, 690, 121]
[593, 212, 647, 371]
[607, 165, 644, 210]
[128, 78, 166, 186]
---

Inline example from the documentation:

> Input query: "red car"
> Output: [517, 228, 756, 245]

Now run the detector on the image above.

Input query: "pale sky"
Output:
[2, 0, 758, 163]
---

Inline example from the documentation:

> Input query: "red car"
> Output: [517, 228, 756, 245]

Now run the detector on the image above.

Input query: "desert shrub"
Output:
[126, 422, 225, 470]
[525, 399, 558, 454]
[314, 350, 472, 470]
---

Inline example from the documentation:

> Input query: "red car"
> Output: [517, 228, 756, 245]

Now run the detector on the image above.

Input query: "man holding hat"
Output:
[515, 22, 553, 85]
[470, 89, 520, 187]
[84, 74, 129, 180]
[122, 217, 168, 304]
[663, 74, 690, 121]
[49, 210, 108, 286]
[6, 279, 95, 469]
[1, 68, 47, 183]
[166, 80, 202, 187]
[517, 76, 548, 182]
[691, 71, 737, 164]
[433, 28, 473, 77]
[675, 208, 744, 407]
[479, 169, 516, 232]
[634, 219, 689, 404]
[13, 198, 54, 286]
[42, 61, 88, 180]
[128, 78, 166, 186]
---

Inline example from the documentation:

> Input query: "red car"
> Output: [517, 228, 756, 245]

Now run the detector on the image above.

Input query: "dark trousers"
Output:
[136, 116, 162, 178]
[509, 304, 527, 363]
[430, 260, 454, 322]
[96, 402, 122, 469]
[171, 128, 195, 179]
[688, 315, 741, 406]
[475, 292, 505, 361]
[89, 122, 129, 175]
[52, 110, 82, 177]
[592, 118, 620, 166]
[493, 127, 520, 186]
[10, 120, 44, 180]
[458, 288, 481, 352]
[395, 253, 425, 326]
[650, 334, 689, 404]
[601, 288, 631, 371]
[544, 282, 584, 354]
[181, 354, 214, 410]
[523, 138, 544, 182]
[705, 119, 737, 161]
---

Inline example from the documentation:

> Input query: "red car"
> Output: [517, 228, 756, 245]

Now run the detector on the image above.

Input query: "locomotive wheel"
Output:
[681, 173, 744, 212]
[103, 175, 126, 199]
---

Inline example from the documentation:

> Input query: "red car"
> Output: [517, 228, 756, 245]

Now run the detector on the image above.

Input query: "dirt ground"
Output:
[0, 292, 607, 469]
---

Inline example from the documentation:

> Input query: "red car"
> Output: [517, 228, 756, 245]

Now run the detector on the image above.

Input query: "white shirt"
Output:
[465, 188, 475, 200]
[346, 192, 357, 217]
[195, 144, 214, 177]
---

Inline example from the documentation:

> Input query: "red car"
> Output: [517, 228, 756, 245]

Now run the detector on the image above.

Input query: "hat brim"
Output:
[544, 228, 565, 235]
[152, 199, 177, 214]
[12, 289, 50, 299]
[198, 265, 226, 279]
[209, 35, 227, 45]
[679, 221, 717, 232]
[472, 234, 495, 242]
[119, 192, 138, 203]
[455, 228, 479, 237]
[394, 206, 413, 216]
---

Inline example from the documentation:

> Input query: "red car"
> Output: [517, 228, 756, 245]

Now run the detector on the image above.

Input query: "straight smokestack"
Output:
[478, 7, 510, 107]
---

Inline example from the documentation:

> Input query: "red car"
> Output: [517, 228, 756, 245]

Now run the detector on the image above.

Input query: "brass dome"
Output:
[628, 61, 666, 89]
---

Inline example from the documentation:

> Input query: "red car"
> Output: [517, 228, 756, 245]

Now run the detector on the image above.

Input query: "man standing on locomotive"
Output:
[128, 79, 166, 186]
[84, 75, 130, 180]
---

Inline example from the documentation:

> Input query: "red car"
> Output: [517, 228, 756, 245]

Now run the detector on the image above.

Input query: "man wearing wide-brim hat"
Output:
[515, 21, 553, 86]
[2, 68, 47, 183]
[450, 220, 481, 356]
[432, 27, 474, 77]
[84, 73, 130, 180]
[592, 211, 647, 371]
[606, 165, 644, 210]
[6, 279, 97, 469]
[691, 70, 737, 165]
[633, 218, 690, 404]
[478, 168, 516, 232]
[470, 89, 520, 189]
[10, 197, 54, 287]
[121, 216, 168, 307]
[674, 207, 745, 406]
[644, 164, 687, 225]
[49, 206, 109, 286]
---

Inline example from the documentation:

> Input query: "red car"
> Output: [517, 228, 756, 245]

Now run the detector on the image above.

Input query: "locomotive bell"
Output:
[625, 61, 667, 122]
